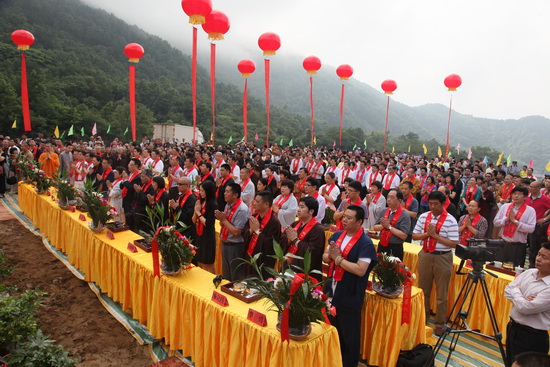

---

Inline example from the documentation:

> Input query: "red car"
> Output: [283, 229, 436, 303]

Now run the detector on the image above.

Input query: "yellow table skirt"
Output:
[18, 184, 342, 367]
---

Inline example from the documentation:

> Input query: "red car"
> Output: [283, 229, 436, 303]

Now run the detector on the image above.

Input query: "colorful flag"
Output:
[408, 145, 411, 153]
[313, 136, 317, 145]
[11, 120, 16, 129]
[456, 143, 461, 155]
[363, 140, 367, 149]
[437, 146, 442, 157]
[333, 141, 336, 148]
[352, 144, 357, 150]
[210, 131, 214, 142]
[54, 126, 60, 138]
[528, 159, 534, 169]
[448, 151, 452, 158]
[467, 148, 472, 159]
[483, 156, 489, 165]
[92, 123, 97, 135]
[546, 160, 550, 172]
[68, 125, 74, 136]
[507, 154, 512, 166]
[254, 133, 259, 141]
[106, 125, 111, 134]
[123, 127, 129, 136]
[392, 146, 395, 153]
[280, 138, 284, 145]
[422, 144, 427, 154]
[60, 131, 66, 139]
[227, 136, 233, 144]
[289, 139, 293, 147]
[81, 127, 85, 136]
[496, 152, 504, 166]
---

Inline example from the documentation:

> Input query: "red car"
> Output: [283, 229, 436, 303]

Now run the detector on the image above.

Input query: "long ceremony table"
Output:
[18, 184, 342, 367]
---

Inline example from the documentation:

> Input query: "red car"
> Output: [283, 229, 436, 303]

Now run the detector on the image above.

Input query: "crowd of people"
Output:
[1, 132, 549, 366]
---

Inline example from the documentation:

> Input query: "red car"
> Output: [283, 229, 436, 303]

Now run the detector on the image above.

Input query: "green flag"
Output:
[352, 144, 357, 150]
[279, 138, 284, 145]
[227, 136, 233, 144]
[240, 136, 245, 142]
[106, 125, 111, 134]
[506, 154, 512, 166]
[364, 140, 367, 149]
[60, 131, 66, 139]
[289, 139, 293, 147]
[448, 151, 452, 157]
[123, 127, 129, 135]
[68, 125, 74, 136]
[81, 127, 85, 136]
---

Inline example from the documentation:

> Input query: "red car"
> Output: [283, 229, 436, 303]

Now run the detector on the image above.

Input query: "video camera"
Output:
[455, 238, 504, 273]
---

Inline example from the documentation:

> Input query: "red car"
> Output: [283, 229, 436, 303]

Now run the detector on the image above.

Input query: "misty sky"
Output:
[83, 0, 550, 120]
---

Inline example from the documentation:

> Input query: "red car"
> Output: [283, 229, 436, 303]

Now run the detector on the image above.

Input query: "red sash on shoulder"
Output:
[288, 218, 318, 257]
[246, 209, 273, 255]
[422, 210, 448, 252]
[503, 203, 527, 237]
[327, 229, 363, 281]
[195, 201, 206, 236]
[460, 213, 481, 245]
[379, 206, 403, 247]
[220, 199, 242, 241]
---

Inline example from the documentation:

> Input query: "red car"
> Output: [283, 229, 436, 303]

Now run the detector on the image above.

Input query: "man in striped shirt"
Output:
[413, 190, 459, 336]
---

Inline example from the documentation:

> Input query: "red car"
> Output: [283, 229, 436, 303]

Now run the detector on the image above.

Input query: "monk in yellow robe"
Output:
[38, 142, 60, 177]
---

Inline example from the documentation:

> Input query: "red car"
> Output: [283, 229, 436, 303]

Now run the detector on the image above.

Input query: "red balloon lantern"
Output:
[202, 10, 230, 41]
[444, 74, 462, 91]
[181, 0, 212, 25]
[124, 43, 145, 63]
[336, 65, 353, 81]
[238, 60, 256, 77]
[303, 56, 321, 75]
[11, 30, 35, 51]
[258, 32, 281, 56]
[381, 80, 397, 95]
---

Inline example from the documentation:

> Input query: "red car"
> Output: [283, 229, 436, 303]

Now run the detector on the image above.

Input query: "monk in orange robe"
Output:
[38, 142, 60, 177]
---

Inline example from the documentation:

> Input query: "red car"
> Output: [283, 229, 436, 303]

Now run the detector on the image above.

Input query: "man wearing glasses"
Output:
[334, 181, 368, 230]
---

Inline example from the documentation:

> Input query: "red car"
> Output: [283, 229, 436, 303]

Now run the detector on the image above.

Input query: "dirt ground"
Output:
[0, 217, 154, 367]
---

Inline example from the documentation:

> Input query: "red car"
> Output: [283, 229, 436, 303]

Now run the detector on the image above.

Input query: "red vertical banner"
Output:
[151, 237, 160, 277]
[401, 277, 412, 324]
[384, 95, 390, 153]
[210, 42, 216, 145]
[192, 26, 198, 142]
[243, 78, 248, 142]
[129, 64, 136, 142]
[339, 84, 345, 147]
[264, 58, 271, 148]
[21, 52, 31, 131]
[445, 94, 453, 157]
[310, 76, 315, 146]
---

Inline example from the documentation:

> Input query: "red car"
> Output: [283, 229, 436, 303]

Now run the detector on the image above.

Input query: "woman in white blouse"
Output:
[107, 167, 126, 223]
[272, 179, 298, 229]
[364, 180, 386, 230]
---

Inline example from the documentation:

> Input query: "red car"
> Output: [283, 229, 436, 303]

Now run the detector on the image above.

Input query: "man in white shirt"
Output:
[239, 167, 255, 208]
[289, 152, 303, 180]
[228, 155, 241, 184]
[182, 156, 199, 188]
[150, 149, 164, 176]
[504, 242, 550, 365]
[304, 177, 326, 223]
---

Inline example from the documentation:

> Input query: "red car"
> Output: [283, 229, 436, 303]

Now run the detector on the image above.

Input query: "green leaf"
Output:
[303, 250, 311, 275]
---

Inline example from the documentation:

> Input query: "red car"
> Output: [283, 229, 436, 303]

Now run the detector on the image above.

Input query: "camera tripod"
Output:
[425, 261, 508, 367]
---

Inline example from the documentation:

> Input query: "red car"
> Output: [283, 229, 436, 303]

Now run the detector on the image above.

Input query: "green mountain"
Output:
[0, 0, 547, 174]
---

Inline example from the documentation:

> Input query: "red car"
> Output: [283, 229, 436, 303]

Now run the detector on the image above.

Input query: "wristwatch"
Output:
[255, 230, 261, 235]
[388, 225, 393, 231]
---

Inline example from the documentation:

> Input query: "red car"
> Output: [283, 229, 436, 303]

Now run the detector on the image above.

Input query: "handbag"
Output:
[397, 344, 434, 367]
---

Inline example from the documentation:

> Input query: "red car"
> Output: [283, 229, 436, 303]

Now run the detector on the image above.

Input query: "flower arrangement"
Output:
[243, 242, 333, 339]
[372, 252, 415, 293]
[80, 180, 118, 228]
[51, 170, 77, 206]
[152, 226, 196, 274]
[13, 154, 52, 192]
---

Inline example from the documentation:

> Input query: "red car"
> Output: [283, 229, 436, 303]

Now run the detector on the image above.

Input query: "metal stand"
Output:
[426, 262, 508, 367]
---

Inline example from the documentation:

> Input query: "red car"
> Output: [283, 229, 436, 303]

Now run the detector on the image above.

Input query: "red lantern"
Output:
[444, 74, 462, 91]
[181, 0, 212, 25]
[258, 32, 281, 56]
[336, 65, 353, 81]
[124, 43, 145, 63]
[11, 30, 35, 51]
[381, 80, 397, 95]
[238, 60, 256, 77]
[202, 10, 230, 41]
[303, 56, 321, 75]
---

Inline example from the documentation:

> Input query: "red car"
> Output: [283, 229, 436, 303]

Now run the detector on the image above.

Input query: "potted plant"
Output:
[372, 253, 415, 298]
[52, 171, 77, 209]
[243, 241, 333, 341]
[28, 168, 52, 194]
[79, 180, 118, 233]
[152, 226, 196, 275]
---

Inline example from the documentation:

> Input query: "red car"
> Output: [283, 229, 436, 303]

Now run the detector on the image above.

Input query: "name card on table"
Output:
[78, 213, 87, 221]
[106, 230, 115, 240]
[68, 206, 75, 212]
[211, 290, 229, 307]
[247, 308, 267, 327]
[46, 191, 51, 196]
[127, 241, 138, 253]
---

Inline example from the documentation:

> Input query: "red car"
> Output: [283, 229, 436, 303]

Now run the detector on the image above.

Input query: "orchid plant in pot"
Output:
[80, 180, 118, 232]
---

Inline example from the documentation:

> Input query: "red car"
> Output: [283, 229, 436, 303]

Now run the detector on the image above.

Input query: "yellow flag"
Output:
[313, 136, 317, 145]
[11, 120, 16, 129]
[422, 144, 427, 154]
[408, 145, 411, 153]
[496, 152, 504, 166]
[54, 125, 60, 138]
[437, 146, 442, 156]
[392, 146, 395, 153]
[546, 160, 550, 172]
